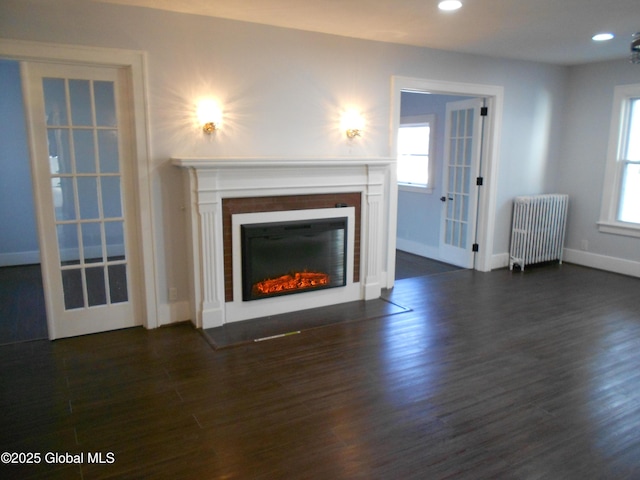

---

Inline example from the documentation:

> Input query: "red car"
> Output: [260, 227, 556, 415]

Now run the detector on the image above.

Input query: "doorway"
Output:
[0, 58, 48, 344]
[0, 39, 157, 339]
[396, 91, 485, 269]
[388, 76, 503, 285]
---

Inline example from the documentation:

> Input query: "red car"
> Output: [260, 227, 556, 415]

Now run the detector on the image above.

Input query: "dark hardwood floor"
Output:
[1, 263, 640, 479]
[0, 264, 48, 344]
[395, 250, 462, 280]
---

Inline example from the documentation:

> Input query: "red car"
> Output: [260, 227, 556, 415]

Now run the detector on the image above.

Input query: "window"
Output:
[618, 98, 640, 223]
[599, 84, 640, 237]
[397, 116, 435, 192]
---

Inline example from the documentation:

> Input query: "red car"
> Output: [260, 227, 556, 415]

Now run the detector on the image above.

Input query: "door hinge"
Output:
[476, 177, 484, 186]
[472, 243, 479, 252]
[480, 106, 488, 116]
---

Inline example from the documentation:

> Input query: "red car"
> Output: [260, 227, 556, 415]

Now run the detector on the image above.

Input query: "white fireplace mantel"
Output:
[172, 156, 395, 329]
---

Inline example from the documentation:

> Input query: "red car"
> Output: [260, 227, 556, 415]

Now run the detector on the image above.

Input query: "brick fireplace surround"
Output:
[172, 157, 395, 329]
[222, 193, 361, 302]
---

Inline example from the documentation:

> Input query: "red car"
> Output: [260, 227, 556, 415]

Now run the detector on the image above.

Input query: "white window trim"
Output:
[598, 82, 640, 239]
[398, 114, 436, 194]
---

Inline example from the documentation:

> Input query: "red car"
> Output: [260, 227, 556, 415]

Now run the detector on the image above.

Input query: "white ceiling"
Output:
[96, 0, 640, 65]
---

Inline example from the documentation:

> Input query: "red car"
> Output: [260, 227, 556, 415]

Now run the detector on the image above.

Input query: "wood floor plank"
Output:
[1, 263, 640, 479]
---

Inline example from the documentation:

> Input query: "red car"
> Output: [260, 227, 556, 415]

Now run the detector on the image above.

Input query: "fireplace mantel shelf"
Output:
[172, 156, 395, 169]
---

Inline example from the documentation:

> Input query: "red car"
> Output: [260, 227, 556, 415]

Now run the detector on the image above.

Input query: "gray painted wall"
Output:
[2, 0, 636, 316]
[555, 59, 640, 263]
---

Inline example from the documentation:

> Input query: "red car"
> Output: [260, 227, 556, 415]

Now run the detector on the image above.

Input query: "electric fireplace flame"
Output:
[241, 216, 347, 301]
[252, 271, 330, 297]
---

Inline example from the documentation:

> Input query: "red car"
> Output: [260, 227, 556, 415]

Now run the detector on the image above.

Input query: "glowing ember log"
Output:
[252, 271, 330, 296]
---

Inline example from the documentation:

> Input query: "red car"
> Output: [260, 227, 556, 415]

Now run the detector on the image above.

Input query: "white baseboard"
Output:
[563, 248, 640, 278]
[157, 300, 191, 327]
[0, 250, 40, 266]
[491, 252, 510, 270]
[396, 238, 440, 261]
[494, 248, 640, 277]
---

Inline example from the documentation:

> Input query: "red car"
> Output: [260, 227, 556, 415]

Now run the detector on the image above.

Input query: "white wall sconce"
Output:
[346, 128, 361, 139]
[341, 109, 365, 140]
[438, 1, 462, 11]
[197, 99, 222, 134]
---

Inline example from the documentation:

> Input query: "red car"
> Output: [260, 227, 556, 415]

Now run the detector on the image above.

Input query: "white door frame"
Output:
[389, 76, 503, 284]
[0, 39, 158, 332]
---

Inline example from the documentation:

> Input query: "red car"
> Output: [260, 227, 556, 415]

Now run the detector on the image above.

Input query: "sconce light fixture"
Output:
[197, 99, 222, 134]
[202, 121, 217, 134]
[438, 0, 462, 11]
[341, 109, 365, 140]
[346, 128, 361, 139]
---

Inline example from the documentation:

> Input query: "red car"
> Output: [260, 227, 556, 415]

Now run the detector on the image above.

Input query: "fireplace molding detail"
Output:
[172, 157, 395, 329]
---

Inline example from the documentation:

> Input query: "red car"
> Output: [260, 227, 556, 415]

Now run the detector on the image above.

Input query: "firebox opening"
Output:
[241, 217, 348, 301]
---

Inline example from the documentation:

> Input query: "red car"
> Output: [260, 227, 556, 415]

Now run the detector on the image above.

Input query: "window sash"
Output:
[397, 120, 433, 189]
[618, 160, 640, 224]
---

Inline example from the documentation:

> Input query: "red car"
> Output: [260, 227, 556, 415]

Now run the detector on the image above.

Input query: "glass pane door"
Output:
[43, 76, 129, 310]
[440, 97, 483, 269]
[444, 107, 474, 249]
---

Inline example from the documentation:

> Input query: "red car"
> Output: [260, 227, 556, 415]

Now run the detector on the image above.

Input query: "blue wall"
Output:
[0, 59, 39, 265]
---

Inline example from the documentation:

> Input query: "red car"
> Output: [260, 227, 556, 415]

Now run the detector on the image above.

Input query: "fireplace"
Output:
[241, 217, 348, 301]
[172, 156, 394, 328]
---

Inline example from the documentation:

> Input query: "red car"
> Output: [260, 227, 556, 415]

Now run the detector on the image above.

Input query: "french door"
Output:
[23, 62, 141, 339]
[439, 98, 484, 268]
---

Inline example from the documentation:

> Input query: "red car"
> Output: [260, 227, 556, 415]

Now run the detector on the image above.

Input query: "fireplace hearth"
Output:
[241, 217, 347, 301]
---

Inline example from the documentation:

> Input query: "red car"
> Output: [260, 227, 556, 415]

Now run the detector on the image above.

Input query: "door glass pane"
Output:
[108, 264, 128, 303]
[69, 79, 92, 126]
[457, 110, 465, 136]
[98, 130, 119, 173]
[101, 176, 122, 218]
[457, 139, 465, 165]
[105, 221, 125, 260]
[62, 269, 84, 310]
[463, 167, 470, 194]
[43, 78, 68, 126]
[86, 266, 107, 306]
[57, 223, 80, 265]
[48, 129, 71, 174]
[94, 81, 116, 127]
[77, 176, 100, 219]
[466, 109, 474, 136]
[54, 177, 76, 221]
[82, 222, 103, 264]
[455, 166, 463, 192]
[448, 166, 455, 191]
[74, 129, 96, 173]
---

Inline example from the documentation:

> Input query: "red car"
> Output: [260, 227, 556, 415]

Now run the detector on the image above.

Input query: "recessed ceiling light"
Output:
[438, 1, 463, 12]
[592, 33, 615, 42]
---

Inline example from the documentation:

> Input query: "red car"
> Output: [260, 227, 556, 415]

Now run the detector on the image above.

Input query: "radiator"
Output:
[509, 194, 568, 270]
